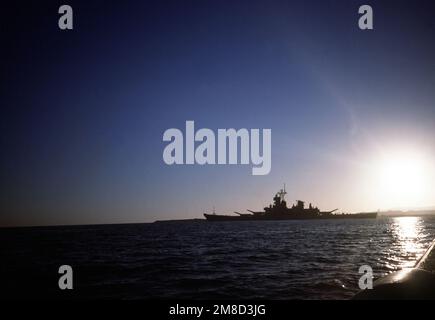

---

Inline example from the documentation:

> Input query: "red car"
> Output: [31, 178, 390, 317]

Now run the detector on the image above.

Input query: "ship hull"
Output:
[204, 212, 377, 221]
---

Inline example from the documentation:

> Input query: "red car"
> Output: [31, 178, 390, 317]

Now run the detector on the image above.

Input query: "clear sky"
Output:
[2, 0, 435, 226]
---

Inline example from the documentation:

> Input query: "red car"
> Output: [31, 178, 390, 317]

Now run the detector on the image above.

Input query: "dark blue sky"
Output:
[2, 0, 435, 226]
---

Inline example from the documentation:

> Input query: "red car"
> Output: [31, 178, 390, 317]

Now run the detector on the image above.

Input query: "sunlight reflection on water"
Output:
[391, 217, 427, 268]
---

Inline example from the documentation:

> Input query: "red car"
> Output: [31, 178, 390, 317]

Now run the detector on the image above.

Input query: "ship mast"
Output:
[277, 184, 287, 202]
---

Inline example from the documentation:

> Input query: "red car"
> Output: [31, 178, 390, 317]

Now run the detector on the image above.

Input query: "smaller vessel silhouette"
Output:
[204, 185, 377, 221]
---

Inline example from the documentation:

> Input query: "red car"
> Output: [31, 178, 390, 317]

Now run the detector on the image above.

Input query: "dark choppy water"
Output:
[1, 216, 435, 299]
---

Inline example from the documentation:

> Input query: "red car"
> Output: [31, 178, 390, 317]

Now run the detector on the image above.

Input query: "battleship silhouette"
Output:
[204, 185, 377, 221]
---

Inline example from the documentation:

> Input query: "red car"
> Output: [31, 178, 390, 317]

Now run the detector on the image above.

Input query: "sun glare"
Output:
[374, 151, 431, 209]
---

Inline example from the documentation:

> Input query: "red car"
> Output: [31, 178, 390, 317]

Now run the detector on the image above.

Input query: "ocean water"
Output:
[1, 216, 435, 300]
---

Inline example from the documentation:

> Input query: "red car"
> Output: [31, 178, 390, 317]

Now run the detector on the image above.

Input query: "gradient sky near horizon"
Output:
[2, 0, 435, 226]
